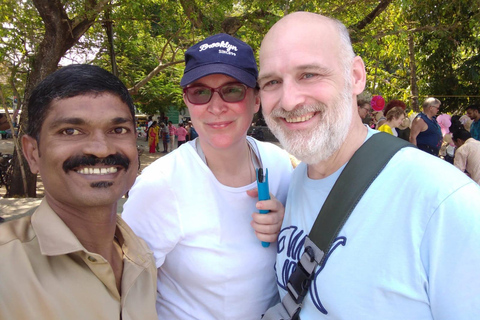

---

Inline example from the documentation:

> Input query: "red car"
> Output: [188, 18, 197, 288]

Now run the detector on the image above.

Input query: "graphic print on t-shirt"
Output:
[276, 225, 347, 314]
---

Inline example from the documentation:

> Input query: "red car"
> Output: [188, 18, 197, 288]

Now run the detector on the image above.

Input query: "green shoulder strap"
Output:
[309, 132, 413, 260]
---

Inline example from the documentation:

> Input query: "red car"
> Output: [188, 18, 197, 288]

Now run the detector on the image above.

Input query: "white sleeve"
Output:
[122, 170, 182, 268]
[420, 181, 480, 319]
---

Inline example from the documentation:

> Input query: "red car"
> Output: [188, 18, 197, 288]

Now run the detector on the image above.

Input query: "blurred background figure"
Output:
[453, 129, 480, 184]
[466, 104, 480, 140]
[377, 107, 406, 137]
[148, 121, 159, 153]
[376, 99, 407, 131]
[410, 97, 443, 156]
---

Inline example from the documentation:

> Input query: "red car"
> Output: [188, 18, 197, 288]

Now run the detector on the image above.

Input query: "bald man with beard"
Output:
[258, 12, 480, 319]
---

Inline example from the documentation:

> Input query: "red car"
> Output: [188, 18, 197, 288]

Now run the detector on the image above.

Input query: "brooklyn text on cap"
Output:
[180, 33, 258, 88]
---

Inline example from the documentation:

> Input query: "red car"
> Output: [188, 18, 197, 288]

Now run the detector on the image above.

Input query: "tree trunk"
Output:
[408, 34, 419, 112]
[6, 0, 107, 197]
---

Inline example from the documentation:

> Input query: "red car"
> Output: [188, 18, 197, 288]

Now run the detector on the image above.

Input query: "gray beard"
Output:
[264, 90, 353, 165]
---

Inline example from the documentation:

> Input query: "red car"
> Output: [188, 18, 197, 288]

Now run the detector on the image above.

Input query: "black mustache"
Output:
[62, 153, 130, 173]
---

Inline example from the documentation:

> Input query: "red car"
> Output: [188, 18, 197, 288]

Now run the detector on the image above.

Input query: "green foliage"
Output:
[2, 0, 480, 116]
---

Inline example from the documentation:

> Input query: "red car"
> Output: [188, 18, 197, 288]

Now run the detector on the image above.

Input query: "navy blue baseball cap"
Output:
[180, 33, 258, 88]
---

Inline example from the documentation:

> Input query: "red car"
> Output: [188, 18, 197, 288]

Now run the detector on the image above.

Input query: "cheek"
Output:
[188, 106, 203, 120]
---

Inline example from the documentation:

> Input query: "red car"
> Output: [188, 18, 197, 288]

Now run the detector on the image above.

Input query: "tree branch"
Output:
[179, 0, 215, 32]
[128, 60, 185, 95]
[350, 0, 394, 31]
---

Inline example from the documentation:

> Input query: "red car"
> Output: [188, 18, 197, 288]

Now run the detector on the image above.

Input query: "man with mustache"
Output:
[258, 12, 480, 319]
[0, 64, 157, 319]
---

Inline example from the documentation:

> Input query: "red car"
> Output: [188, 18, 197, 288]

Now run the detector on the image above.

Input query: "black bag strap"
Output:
[310, 132, 413, 261]
[274, 133, 414, 320]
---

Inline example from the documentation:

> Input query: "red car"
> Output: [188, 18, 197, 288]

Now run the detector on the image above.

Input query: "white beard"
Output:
[264, 87, 353, 165]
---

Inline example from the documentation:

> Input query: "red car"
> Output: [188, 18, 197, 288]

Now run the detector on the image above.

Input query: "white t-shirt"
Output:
[276, 128, 480, 319]
[123, 137, 293, 320]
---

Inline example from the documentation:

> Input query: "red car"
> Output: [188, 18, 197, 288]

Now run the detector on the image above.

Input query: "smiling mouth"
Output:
[74, 167, 118, 175]
[285, 113, 315, 123]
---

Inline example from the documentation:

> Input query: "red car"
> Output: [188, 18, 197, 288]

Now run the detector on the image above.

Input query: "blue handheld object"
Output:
[256, 168, 270, 248]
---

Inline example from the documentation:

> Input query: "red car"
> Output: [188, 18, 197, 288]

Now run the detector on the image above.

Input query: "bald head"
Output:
[257, 11, 367, 165]
[262, 12, 338, 44]
[259, 12, 356, 86]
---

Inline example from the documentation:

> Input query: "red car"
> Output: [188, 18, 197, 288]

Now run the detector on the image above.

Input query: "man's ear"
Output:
[21, 134, 40, 174]
[351, 56, 367, 95]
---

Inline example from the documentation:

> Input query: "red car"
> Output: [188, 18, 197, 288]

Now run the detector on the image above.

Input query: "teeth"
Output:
[285, 114, 314, 123]
[76, 167, 118, 175]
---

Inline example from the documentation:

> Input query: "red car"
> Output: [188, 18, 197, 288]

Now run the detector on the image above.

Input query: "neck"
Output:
[308, 118, 368, 180]
[200, 138, 255, 187]
[46, 194, 118, 253]
[46, 195, 124, 292]
[423, 111, 434, 119]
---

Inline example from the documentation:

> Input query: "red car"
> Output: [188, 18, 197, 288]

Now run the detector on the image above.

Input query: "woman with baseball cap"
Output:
[123, 34, 293, 319]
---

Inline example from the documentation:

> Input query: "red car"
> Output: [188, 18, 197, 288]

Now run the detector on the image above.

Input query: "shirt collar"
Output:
[32, 199, 152, 267]
[32, 199, 85, 256]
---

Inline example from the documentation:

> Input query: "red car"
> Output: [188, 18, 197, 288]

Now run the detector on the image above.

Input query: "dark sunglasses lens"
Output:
[187, 87, 212, 104]
[220, 84, 246, 102]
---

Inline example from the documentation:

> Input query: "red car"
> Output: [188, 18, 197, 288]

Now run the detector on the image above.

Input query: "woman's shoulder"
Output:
[249, 137, 293, 170]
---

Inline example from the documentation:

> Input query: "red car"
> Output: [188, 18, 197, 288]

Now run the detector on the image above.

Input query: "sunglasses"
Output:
[183, 83, 248, 105]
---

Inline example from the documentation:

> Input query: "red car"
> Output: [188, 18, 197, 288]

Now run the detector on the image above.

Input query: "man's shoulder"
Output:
[465, 138, 480, 149]
[390, 147, 472, 185]
[0, 215, 36, 247]
[412, 114, 426, 124]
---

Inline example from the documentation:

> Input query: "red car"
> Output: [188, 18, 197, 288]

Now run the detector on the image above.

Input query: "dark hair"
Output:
[27, 64, 135, 140]
[449, 115, 464, 135]
[453, 129, 471, 142]
[384, 99, 406, 117]
[466, 104, 480, 112]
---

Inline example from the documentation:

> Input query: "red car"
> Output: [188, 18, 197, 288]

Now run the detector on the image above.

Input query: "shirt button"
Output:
[88, 256, 97, 262]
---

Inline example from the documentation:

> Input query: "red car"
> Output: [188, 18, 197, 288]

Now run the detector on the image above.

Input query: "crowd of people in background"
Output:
[357, 95, 480, 184]
[140, 115, 200, 154]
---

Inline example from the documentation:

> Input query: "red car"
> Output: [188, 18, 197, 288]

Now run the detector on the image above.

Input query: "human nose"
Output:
[207, 92, 228, 115]
[82, 130, 115, 158]
[279, 79, 306, 112]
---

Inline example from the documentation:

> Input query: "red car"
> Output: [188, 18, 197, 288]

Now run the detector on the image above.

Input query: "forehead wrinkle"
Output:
[48, 117, 86, 130]
[112, 116, 134, 125]
[296, 64, 333, 75]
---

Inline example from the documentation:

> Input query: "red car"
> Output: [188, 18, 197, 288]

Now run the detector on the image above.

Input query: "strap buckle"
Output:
[286, 245, 316, 304]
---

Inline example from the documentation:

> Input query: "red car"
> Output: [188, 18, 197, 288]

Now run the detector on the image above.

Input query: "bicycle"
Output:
[0, 152, 13, 188]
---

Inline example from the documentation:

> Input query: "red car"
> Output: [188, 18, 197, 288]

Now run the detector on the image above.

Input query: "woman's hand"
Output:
[247, 189, 285, 243]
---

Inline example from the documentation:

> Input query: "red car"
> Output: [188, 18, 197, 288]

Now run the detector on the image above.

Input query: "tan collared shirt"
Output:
[455, 137, 480, 184]
[0, 199, 158, 320]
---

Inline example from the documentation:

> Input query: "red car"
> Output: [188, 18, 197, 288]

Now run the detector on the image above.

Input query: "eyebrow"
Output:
[258, 64, 333, 83]
[49, 117, 133, 129]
